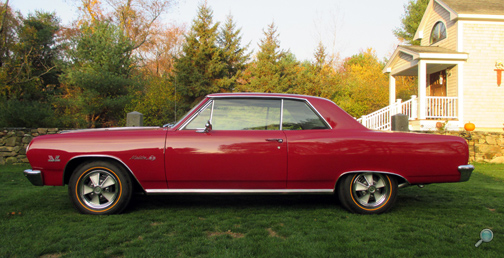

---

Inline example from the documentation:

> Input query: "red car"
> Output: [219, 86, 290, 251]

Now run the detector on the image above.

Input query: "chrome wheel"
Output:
[69, 161, 132, 215]
[351, 173, 390, 208]
[338, 172, 397, 214]
[78, 169, 120, 209]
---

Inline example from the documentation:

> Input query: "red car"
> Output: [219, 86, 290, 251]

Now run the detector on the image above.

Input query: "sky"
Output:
[11, 0, 411, 61]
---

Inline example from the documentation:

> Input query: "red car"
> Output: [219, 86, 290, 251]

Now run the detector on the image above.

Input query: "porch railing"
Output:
[357, 97, 417, 131]
[357, 95, 459, 130]
[426, 96, 458, 119]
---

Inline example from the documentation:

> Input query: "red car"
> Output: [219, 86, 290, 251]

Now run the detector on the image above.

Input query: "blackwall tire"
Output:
[337, 173, 397, 214]
[68, 161, 132, 215]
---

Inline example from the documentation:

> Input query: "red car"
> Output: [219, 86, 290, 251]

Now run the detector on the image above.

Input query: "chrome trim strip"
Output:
[145, 189, 334, 195]
[338, 170, 411, 184]
[210, 99, 215, 123]
[65, 155, 145, 192]
[207, 93, 330, 102]
[398, 182, 411, 188]
[280, 99, 284, 130]
[60, 127, 159, 134]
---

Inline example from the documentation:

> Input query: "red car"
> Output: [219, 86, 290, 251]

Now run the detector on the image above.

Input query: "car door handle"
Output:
[266, 138, 283, 143]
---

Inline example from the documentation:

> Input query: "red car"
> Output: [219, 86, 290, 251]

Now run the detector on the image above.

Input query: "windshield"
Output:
[169, 98, 209, 129]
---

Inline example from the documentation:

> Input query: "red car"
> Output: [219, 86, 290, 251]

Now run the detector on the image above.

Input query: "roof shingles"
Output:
[441, 0, 504, 16]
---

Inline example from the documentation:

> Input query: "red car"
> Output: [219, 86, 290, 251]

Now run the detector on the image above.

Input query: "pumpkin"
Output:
[464, 122, 475, 131]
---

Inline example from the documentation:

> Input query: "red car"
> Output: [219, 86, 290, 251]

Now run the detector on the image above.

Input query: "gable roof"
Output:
[383, 45, 468, 75]
[400, 45, 462, 54]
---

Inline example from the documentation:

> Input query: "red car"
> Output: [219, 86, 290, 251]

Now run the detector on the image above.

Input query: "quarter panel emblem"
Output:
[48, 155, 60, 162]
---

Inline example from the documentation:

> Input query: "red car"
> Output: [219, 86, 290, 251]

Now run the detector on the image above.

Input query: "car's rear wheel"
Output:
[68, 161, 132, 215]
[337, 172, 397, 214]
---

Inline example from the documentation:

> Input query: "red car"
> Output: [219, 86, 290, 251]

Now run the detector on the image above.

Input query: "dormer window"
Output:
[430, 21, 446, 45]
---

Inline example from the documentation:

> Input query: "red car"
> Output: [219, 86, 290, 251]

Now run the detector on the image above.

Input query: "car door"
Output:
[280, 99, 335, 190]
[165, 98, 287, 189]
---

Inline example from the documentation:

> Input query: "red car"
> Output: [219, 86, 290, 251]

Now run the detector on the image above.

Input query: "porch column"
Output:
[457, 63, 464, 127]
[418, 60, 427, 119]
[388, 69, 396, 106]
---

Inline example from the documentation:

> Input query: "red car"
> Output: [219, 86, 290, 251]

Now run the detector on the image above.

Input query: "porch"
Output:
[358, 45, 468, 131]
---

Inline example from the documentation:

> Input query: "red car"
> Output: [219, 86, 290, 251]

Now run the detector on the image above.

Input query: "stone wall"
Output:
[0, 128, 61, 165]
[2, 128, 504, 165]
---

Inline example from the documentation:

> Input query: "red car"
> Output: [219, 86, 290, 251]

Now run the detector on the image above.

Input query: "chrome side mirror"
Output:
[204, 120, 212, 133]
[197, 120, 212, 133]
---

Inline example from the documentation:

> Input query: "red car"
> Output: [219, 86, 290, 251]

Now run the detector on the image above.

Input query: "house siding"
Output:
[395, 52, 414, 70]
[421, 1, 457, 51]
[463, 22, 504, 128]
[447, 65, 458, 97]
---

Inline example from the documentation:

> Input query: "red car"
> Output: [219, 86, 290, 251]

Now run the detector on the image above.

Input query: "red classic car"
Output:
[23, 93, 473, 215]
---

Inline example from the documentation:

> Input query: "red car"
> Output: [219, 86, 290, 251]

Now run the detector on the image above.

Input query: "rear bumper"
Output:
[458, 165, 474, 182]
[23, 169, 44, 186]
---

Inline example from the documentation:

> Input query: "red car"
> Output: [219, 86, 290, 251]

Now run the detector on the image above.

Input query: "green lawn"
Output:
[1, 164, 503, 257]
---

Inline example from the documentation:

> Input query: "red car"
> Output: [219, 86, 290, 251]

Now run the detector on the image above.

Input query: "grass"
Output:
[1, 164, 503, 257]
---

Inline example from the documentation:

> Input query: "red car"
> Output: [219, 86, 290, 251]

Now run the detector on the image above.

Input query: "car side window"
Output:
[212, 99, 281, 130]
[282, 100, 329, 130]
[184, 98, 281, 130]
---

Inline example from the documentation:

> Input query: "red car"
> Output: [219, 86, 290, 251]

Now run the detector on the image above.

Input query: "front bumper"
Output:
[23, 169, 44, 186]
[458, 165, 474, 182]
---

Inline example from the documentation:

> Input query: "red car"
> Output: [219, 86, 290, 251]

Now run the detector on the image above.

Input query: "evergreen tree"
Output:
[393, 0, 429, 45]
[0, 8, 61, 127]
[217, 14, 249, 91]
[0, 10, 61, 101]
[236, 22, 298, 93]
[58, 21, 137, 128]
[16, 11, 61, 96]
[172, 3, 225, 107]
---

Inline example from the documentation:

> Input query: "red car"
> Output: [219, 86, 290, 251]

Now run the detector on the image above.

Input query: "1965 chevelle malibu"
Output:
[23, 93, 473, 214]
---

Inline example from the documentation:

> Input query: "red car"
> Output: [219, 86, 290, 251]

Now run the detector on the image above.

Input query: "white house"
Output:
[361, 0, 504, 131]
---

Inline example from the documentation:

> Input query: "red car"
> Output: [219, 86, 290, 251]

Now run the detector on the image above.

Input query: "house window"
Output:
[430, 21, 446, 45]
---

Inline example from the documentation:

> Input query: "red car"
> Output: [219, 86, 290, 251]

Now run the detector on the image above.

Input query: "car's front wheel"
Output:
[68, 161, 132, 215]
[337, 172, 397, 214]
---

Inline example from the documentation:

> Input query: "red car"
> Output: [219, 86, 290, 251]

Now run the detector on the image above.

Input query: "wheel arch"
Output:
[63, 155, 145, 193]
[335, 170, 410, 189]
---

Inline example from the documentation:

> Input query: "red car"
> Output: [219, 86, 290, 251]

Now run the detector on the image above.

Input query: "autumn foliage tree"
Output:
[335, 48, 389, 118]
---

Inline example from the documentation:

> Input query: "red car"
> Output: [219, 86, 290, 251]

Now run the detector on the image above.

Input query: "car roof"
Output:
[207, 92, 325, 101]
[204, 92, 367, 131]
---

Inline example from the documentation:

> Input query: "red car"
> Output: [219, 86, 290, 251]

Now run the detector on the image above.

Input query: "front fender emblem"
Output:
[48, 155, 60, 162]
[130, 155, 156, 161]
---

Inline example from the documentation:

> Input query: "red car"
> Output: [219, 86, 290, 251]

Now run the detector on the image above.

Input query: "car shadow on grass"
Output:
[127, 193, 342, 213]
